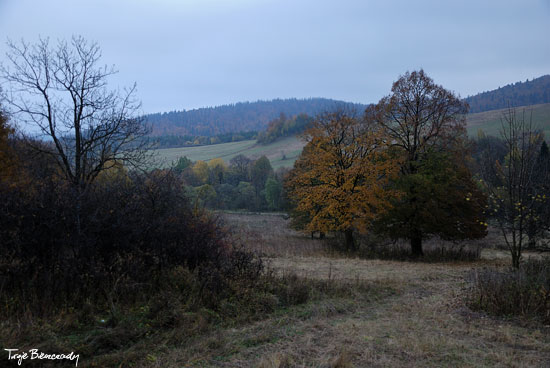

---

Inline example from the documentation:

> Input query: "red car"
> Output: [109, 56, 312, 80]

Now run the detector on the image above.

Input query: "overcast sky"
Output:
[1, 0, 549, 113]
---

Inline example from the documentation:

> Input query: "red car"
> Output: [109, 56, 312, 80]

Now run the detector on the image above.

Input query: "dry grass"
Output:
[141, 257, 550, 367]
[130, 213, 550, 367]
[7, 213, 548, 367]
[222, 212, 329, 257]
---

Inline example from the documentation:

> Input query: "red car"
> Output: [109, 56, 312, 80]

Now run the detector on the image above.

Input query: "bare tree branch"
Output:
[1, 36, 152, 193]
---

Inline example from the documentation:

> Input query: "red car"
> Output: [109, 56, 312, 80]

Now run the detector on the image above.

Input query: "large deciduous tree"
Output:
[229, 154, 252, 184]
[1, 36, 150, 242]
[285, 110, 400, 251]
[208, 158, 227, 184]
[0, 36, 149, 193]
[368, 70, 486, 256]
[251, 155, 273, 195]
[264, 177, 282, 210]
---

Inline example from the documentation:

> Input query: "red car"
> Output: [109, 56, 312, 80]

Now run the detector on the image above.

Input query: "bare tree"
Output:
[1, 36, 151, 238]
[480, 108, 549, 267]
[367, 70, 478, 257]
[0, 36, 150, 192]
[367, 69, 468, 170]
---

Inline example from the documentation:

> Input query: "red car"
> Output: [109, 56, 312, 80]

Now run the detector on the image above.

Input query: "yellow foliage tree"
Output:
[192, 160, 209, 184]
[208, 158, 227, 184]
[95, 159, 130, 186]
[286, 110, 400, 250]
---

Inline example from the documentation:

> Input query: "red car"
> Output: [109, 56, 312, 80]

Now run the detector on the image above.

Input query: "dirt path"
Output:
[149, 257, 550, 367]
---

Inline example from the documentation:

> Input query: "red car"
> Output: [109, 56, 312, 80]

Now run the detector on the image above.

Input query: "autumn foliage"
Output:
[287, 71, 488, 256]
[285, 110, 400, 250]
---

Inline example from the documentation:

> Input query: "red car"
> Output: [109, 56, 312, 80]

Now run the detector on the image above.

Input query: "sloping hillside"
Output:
[149, 75, 550, 166]
[146, 98, 367, 136]
[153, 103, 550, 169]
[464, 75, 550, 113]
[153, 136, 305, 169]
[466, 103, 550, 137]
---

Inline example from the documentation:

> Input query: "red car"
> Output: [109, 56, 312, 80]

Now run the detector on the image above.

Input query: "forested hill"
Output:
[145, 98, 367, 136]
[146, 75, 550, 138]
[464, 75, 550, 113]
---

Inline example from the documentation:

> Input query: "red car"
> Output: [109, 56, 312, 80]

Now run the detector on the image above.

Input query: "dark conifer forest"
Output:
[464, 75, 550, 113]
[145, 98, 366, 136]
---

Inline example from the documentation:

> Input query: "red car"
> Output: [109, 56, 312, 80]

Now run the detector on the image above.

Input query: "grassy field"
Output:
[466, 103, 550, 138]
[152, 136, 305, 169]
[5, 212, 549, 367]
[150, 103, 550, 170]
[135, 213, 549, 367]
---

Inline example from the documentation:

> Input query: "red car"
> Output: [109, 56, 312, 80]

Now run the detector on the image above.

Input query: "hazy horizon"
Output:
[1, 0, 549, 114]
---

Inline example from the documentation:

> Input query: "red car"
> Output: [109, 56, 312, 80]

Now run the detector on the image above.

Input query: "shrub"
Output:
[0, 167, 239, 318]
[468, 258, 550, 322]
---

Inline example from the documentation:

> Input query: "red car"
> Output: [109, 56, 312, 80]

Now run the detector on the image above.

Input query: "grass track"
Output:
[139, 213, 550, 367]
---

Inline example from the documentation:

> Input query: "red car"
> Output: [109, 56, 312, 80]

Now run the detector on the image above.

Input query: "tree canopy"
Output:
[286, 110, 400, 250]
[368, 70, 486, 256]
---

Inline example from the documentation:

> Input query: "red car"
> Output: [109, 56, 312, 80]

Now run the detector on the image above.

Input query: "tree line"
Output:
[145, 98, 366, 137]
[147, 74, 550, 145]
[173, 154, 287, 212]
[285, 70, 550, 265]
[256, 113, 314, 144]
[152, 130, 257, 148]
[167, 70, 550, 267]
[464, 74, 550, 113]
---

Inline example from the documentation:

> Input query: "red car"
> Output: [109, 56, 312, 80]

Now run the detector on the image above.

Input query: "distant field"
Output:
[466, 102, 550, 137]
[150, 103, 550, 169]
[152, 136, 305, 169]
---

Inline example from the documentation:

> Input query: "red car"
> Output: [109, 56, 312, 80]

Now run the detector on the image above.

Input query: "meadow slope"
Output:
[152, 136, 305, 169]
[465, 103, 550, 137]
[151, 103, 550, 169]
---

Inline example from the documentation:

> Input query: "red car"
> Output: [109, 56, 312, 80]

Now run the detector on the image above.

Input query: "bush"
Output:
[468, 258, 550, 322]
[0, 167, 240, 318]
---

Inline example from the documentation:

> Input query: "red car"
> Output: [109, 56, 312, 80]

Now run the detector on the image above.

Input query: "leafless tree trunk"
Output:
[480, 108, 547, 268]
[1, 36, 151, 241]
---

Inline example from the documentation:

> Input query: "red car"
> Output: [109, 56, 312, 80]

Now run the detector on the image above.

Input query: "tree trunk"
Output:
[411, 231, 423, 257]
[527, 236, 536, 250]
[345, 229, 355, 251]
[511, 252, 521, 269]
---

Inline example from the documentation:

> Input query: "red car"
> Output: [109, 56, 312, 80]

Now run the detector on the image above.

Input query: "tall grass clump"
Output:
[332, 233, 482, 262]
[469, 258, 550, 322]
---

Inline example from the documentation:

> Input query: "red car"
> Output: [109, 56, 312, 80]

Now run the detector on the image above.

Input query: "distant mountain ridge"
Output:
[464, 75, 550, 113]
[146, 75, 550, 138]
[145, 98, 367, 137]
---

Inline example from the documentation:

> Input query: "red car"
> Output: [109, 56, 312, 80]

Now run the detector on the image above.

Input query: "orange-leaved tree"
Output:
[285, 110, 400, 250]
